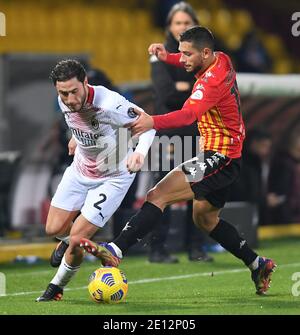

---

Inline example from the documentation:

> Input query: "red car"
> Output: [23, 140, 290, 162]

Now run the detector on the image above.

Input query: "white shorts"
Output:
[51, 164, 136, 227]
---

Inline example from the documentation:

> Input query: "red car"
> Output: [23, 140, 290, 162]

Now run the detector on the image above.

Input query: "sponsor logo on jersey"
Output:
[205, 71, 214, 78]
[201, 70, 214, 83]
[195, 84, 205, 90]
[127, 107, 137, 118]
[70, 127, 99, 147]
[91, 116, 99, 130]
[190, 90, 203, 100]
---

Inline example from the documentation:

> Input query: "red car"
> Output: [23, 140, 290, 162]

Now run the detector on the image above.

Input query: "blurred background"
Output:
[0, 0, 299, 263]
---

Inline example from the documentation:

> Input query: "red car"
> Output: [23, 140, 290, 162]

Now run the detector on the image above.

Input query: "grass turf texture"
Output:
[0, 237, 299, 315]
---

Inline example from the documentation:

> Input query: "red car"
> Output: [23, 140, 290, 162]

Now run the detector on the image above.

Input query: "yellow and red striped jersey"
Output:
[153, 52, 245, 158]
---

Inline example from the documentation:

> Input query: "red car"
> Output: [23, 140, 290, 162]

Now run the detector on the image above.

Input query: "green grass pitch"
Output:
[0, 237, 300, 315]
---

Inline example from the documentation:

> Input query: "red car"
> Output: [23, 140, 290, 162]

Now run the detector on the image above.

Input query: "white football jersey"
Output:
[58, 85, 140, 179]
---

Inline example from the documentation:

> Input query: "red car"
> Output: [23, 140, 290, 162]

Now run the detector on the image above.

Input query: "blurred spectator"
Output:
[235, 31, 272, 73]
[49, 116, 73, 176]
[148, 1, 213, 263]
[267, 130, 300, 224]
[229, 128, 272, 225]
[152, 0, 181, 29]
[87, 68, 118, 92]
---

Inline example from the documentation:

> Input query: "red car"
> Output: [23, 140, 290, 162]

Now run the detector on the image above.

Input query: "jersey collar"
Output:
[195, 52, 219, 80]
[86, 85, 95, 104]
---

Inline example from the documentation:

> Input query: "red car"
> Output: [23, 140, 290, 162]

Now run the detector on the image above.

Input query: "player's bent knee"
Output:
[45, 223, 63, 237]
[146, 187, 167, 209]
[45, 215, 72, 237]
[193, 212, 205, 229]
[195, 212, 219, 232]
[146, 187, 159, 200]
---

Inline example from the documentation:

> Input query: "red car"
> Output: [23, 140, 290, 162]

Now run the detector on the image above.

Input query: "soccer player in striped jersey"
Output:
[81, 27, 276, 295]
[36, 60, 155, 301]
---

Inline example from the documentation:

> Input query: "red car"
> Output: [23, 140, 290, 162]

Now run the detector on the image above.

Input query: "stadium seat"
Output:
[212, 9, 232, 39]
[0, 1, 297, 80]
[273, 59, 293, 74]
[197, 9, 212, 27]
[232, 10, 254, 37]
[263, 34, 286, 58]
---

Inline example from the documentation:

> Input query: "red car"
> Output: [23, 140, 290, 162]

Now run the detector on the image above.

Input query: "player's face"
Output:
[56, 77, 88, 112]
[169, 11, 195, 41]
[179, 41, 210, 73]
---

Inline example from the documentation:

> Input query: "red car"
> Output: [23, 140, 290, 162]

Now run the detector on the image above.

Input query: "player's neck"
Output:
[203, 53, 216, 72]
[83, 85, 89, 105]
[195, 53, 217, 78]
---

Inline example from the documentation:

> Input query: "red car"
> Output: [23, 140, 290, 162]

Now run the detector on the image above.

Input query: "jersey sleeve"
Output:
[165, 52, 183, 67]
[108, 92, 140, 127]
[152, 83, 220, 130]
[183, 83, 219, 120]
[152, 108, 197, 130]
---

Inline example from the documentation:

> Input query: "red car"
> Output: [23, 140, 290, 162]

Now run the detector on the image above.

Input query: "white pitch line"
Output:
[1, 262, 299, 298]
[7, 262, 143, 277]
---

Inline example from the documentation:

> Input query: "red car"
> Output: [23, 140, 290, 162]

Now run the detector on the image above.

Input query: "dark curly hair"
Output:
[50, 59, 86, 85]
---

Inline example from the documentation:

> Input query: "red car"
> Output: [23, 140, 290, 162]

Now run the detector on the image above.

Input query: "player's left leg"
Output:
[192, 199, 276, 294]
[193, 198, 259, 264]
[47, 165, 88, 268]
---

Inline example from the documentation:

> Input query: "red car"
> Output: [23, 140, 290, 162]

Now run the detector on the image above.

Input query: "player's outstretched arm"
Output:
[129, 107, 197, 136]
[148, 43, 168, 61]
[129, 109, 154, 136]
[148, 43, 182, 67]
[126, 128, 155, 173]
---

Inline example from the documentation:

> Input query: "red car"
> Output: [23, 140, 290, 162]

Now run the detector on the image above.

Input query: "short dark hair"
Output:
[166, 1, 199, 27]
[180, 26, 215, 51]
[49, 59, 86, 85]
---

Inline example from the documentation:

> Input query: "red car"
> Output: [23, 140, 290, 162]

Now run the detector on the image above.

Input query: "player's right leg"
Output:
[81, 167, 195, 265]
[46, 165, 86, 267]
[189, 152, 277, 295]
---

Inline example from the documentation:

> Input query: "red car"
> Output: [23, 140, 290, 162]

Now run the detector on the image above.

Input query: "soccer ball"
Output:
[88, 266, 128, 304]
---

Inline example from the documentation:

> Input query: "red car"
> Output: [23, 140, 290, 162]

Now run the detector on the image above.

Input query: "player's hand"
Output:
[68, 137, 77, 155]
[148, 43, 168, 62]
[127, 152, 145, 173]
[129, 109, 154, 136]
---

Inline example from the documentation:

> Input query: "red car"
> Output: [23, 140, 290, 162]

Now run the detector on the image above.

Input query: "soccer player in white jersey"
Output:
[36, 60, 155, 301]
